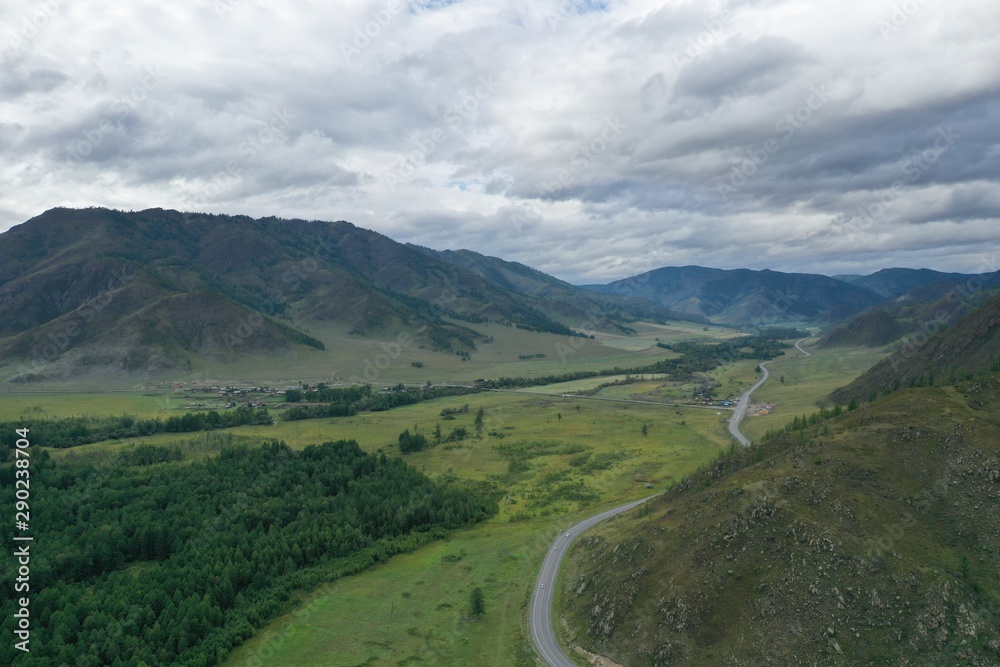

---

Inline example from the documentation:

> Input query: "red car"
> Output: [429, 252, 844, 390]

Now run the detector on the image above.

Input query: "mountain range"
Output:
[834, 267, 982, 299]
[583, 265, 1000, 326]
[819, 271, 1000, 349]
[0, 207, 688, 381]
[2, 207, 995, 382]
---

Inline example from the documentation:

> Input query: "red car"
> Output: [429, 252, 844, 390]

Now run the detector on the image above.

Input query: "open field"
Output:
[15, 327, 879, 667]
[739, 340, 889, 443]
[184, 321, 684, 388]
[216, 392, 733, 667]
[589, 357, 764, 405]
[6, 318, 746, 393]
[584, 320, 742, 351]
[510, 374, 666, 395]
[0, 390, 179, 420]
[29, 385, 733, 667]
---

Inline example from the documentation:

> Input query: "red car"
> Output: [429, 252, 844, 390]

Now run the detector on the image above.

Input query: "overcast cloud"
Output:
[1, 0, 998, 283]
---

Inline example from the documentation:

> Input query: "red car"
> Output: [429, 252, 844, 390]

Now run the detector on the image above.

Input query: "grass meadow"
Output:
[15, 323, 886, 667]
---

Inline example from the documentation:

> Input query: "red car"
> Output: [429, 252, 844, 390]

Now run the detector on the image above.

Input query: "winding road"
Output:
[529, 495, 659, 667]
[795, 336, 813, 357]
[528, 336, 813, 666]
[728, 336, 811, 446]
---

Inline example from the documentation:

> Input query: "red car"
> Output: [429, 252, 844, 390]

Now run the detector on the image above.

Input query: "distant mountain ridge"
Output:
[0, 207, 691, 381]
[411, 246, 704, 326]
[833, 267, 977, 299]
[583, 265, 884, 324]
[819, 272, 1000, 349]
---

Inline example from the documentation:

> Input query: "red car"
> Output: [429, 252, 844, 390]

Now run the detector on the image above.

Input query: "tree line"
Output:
[0, 406, 272, 457]
[0, 439, 498, 666]
[476, 336, 789, 390]
[282, 385, 478, 421]
[651, 335, 789, 381]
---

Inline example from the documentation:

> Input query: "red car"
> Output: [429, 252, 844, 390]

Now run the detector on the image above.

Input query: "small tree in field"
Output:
[469, 587, 485, 618]
[474, 406, 485, 434]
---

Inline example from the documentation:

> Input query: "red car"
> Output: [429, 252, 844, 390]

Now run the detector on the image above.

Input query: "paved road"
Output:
[529, 494, 659, 667]
[728, 336, 811, 446]
[727, 360, 771, 446]
[529, 337, 814, 665]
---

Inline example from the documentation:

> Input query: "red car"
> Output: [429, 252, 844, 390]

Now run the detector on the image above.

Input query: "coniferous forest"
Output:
[0, 440, 498, 666]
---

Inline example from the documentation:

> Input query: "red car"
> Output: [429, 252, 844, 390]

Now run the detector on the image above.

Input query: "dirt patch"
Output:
[573, 645, 626, 667]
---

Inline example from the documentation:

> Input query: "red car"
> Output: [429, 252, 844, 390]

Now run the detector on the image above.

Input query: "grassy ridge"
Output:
[558, 377, 1000, 665]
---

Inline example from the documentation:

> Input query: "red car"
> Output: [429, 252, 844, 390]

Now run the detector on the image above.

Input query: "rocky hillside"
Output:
[559, 378, 1000, 666]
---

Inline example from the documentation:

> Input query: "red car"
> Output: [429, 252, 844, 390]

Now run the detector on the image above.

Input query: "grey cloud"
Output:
[672, 35, 810, 104]
[1, 0, 999, 283]
[0, 66, 69, 96]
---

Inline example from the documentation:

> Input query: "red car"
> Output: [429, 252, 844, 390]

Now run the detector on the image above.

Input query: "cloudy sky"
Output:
[2, 0, 998, 283]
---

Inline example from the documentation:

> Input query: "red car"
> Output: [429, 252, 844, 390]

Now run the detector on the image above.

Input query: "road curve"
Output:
[795, 336, 812, 357]
[529, 337, 813, 665]
[728, 336, 812, 446]
[529, 494, 660, 667]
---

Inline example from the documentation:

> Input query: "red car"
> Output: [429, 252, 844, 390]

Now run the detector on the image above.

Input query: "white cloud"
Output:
[1, 0, 998, 283]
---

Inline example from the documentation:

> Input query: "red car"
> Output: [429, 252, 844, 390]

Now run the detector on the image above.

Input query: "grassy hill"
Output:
[830, 289, 1000, 405]
[558, 378, 1000, 666]
[584, 266, 884, 325]
[0, 208, 690, 383]
[817, 310, 905, 348]
[819, 272, 1000, 351]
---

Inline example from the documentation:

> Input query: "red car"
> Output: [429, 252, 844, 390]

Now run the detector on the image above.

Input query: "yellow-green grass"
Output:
[214, 392, 733, 667]
[181, 321, 683, 389]
[740, 341, 889, 443]
[12, 319, 743, 392]
[186, 319, 745, 389]
[631, 320, 745, 342]
[0, 390, 181, 420]
[512, 374, 666, 395]
[591, 358, 762, 404]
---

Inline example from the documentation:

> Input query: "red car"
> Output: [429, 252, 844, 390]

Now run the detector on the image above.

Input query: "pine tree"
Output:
[469, 587, 485, 618]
